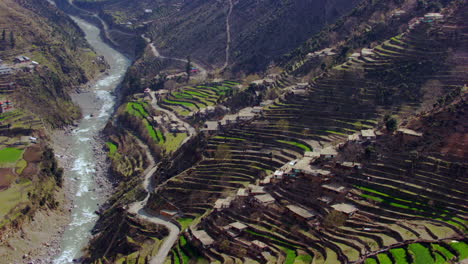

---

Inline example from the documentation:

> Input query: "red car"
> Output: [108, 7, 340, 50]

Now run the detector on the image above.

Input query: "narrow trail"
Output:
[221, 0, 233, 71]
[141, 34, 208, 82]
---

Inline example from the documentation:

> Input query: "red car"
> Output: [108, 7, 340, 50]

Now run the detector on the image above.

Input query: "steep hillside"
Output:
[82, 0, 467, 263]
[0, 0, 107, 261]
[72, 0, 361, 73]
[0, 0, 107, 126]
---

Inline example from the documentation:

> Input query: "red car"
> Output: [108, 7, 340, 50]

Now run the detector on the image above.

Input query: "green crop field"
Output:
[277, 140, 312, 151]
[0, 148, 23, 164]
[408, 243, 434, 264]
[390, 248, 409, 264]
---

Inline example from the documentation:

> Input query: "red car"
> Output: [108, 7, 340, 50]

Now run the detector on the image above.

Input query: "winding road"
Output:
[127, 138, 181, 264]
[141, 34, 208, 82]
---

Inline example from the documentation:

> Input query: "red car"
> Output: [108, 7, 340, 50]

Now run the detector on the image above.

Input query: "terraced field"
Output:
[158, 81, 240, 116]
[145, 7, 468, 264]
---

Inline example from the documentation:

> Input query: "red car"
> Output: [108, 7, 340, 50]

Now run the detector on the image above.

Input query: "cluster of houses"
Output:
[306, 48, 337, 58]
[409, 12, 445, 30]
[0, 55, 39, 76]
[202, 106, 264, 134]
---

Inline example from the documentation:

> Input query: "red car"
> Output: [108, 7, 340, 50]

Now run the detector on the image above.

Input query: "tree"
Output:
[1, 30, 5, 41]
[185, 56, 192, 82]
[385, 117, 398, 132]
[323, 210, 347, 228]
[9, 31, 15, 49]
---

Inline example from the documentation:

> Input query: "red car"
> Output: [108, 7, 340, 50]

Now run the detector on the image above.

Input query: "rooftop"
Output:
[361, 129, 376, 138]
[397, 128, 423, 137]
[322, 182, 347, 193]
[254, 194, 275, 204]
[252, 240, 268, 249]
[320, 147, 338, 156]
[286, 205, 316, 219]
[192, 230, 214, 246]
[229, 222, 248, 230]
[332, 203, 358, 214]
[202, 121, 219, 131]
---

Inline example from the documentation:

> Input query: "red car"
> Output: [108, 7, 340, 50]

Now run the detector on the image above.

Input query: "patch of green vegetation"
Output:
[0, 147, 23, 164]
[324, 130, 347, 136]
[15, 159, 28, 175]
[144, 120, 160, 142]
[434, 252, 445, 264]
[126, 102, 149, 118]
[161, 133, 187, 153]
[177, 217, 194, 230]
[408, 243, 434, 264]
[364, 258, 378, 264]
[106, 142, 118, 157]
[450, 241, 468, 260]
[376, 253, 392, 264]
[294, 254, 312, 264]
[279, 247, 296, 264]
[164, 99, 196, 108]
[390, 248, 409, 264]
[277, 140, 311, 151]
[432, 244, 455, 261]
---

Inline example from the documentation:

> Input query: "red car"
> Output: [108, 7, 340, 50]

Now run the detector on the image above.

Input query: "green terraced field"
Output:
[0, 147, 23, 164]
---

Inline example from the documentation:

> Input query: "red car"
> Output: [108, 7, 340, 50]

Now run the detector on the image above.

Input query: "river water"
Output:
[53, 16, 130, 263]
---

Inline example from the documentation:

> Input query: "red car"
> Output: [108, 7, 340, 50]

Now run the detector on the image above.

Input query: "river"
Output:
[53, 16, 130, 263]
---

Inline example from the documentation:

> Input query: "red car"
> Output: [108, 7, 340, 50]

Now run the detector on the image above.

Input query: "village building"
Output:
[318, 195, 333, 204]
[14, 56, 30, 64]
[348, 132, 361, 142]
[423, 13, 444, 23]
[337, 162, 362, 170]
[331, 203, 358, 216]
[252, 106, 263, 114]
[160, 209, 178, 218]
[361, 129, 376, 141]
[202, 121, 219, 133]
[237, 188, 249, 197]
[251, 240, 269, 254]
[392, 10, 406, 17]
[307, 48, 337, 58]
[286, 205, 316, 221]
[322, 182, 347, 194]
[144, 9, 153, 13]
[320, 147, 338, 159]
[273, 170, 284, 180]
[214, 197, 233, 211]
[0, 100, 14, 113]
[226, 222, 248, 237]
[361, 48, 374, 57]
[192, 230, 215, 249]
[296, 83, 309, 89]
[238, 112, 255, 121]
[260, 100, 274, 107]
[254, 194, 275, 205]
[307, 169, 332, 178]
[249, 184, 266, 195]
[305, 151, 320, 159]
